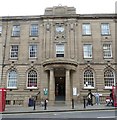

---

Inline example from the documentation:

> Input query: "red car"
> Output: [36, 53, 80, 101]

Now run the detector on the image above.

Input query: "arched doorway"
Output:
[55, 68, 65, 101]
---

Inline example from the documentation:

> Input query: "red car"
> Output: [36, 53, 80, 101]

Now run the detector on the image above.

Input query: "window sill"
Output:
[9, 58, 18, 61]
[104, 87, 112, 90]
[82, 34, 92, 36]
[101, 34, 111, 36]
[29, 35, 38, 37]
[83, 87, 95, 90]
[11, 36, 20, 37]
[24, 88, 38, 90]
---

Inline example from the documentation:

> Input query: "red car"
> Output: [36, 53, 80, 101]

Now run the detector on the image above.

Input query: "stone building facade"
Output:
[0, 6, 116, 106]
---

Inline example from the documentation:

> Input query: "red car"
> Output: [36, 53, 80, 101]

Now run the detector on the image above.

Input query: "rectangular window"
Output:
[56, 44, 64, 57]
[101, 23, 110, 35]
[30, 24, 38, 36]
[82, 23, 91, 35]
[12, 25, 20, 37]
[83, 44, 92, 58]
[0, 25, 2, 36]
[10, 45, 18, 59]
[29, 45, 37, 58]
[103, 44, 112, 58]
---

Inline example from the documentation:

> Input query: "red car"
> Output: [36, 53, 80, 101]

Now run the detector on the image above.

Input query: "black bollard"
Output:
[33, 99, 36, 110]
[44, 99, 47, 110]
[72, 99, 74, 109]
[83, 97, 86, 108]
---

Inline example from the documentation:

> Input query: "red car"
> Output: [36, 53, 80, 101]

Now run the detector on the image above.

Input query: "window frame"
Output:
[10, 45, 19, 59]
[104, 69, 115, 89]
[82, 23, 91, 36]
[29, 44, 37, 58]
[27, 70, 38, 89]
[83, 69, 95, 89]
[103, 43, 112, 59]
[30, 24, 38, 37]
[11, 25, 20, 37]
[101, 23, 110, 36]
[7, 70, 18, 89]
[56, 44, 64, 57]
[83, 44, 92, 59]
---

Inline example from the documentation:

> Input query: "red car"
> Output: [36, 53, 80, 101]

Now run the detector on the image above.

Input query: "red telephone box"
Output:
[112, 84, 117, 107]
[0, 88, 6, 112]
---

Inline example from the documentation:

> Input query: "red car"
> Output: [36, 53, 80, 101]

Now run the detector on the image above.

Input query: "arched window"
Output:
[84, 69, 94, 88]
[7, 70, 17, 88]
[104, 69, 115, 89]
[27, 70, 37, 88]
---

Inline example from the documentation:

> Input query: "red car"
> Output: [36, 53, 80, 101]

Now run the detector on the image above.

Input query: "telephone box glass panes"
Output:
[56, 44, 64, 57]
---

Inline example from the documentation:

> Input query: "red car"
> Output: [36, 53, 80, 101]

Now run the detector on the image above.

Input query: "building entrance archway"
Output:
[54, 68, 65, 101]
[55, 76, 65, 101]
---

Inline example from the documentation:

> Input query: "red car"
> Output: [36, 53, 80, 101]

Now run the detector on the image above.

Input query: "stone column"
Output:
[49, 68, 55, 104]
[65, 69, 71, 105]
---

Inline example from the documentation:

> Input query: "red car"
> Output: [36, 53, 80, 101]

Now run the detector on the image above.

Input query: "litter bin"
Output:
[28, 98, 34, 107]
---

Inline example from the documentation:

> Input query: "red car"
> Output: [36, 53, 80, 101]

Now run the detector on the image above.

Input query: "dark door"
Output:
[55, 77, 65, 101]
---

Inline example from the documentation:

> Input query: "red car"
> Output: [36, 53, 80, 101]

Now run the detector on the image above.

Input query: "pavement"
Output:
[2, 103, 116, 114]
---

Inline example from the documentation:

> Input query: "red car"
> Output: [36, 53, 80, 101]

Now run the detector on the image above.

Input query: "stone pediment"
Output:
[44, 6, 76, 15]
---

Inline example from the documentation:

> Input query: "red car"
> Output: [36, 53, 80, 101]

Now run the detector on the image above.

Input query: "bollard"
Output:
[33, 99, 36, 110]
[72, 99, 74, 109]
[44, 99, 47, 110]
[83, 98, 86, 108]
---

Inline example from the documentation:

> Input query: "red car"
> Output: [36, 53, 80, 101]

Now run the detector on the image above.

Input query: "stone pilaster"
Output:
[65, 69, 71, 105]
[49, 69, 55, 104]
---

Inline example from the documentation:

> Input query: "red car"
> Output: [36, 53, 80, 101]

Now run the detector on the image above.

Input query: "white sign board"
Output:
[73, 87, 77, 96]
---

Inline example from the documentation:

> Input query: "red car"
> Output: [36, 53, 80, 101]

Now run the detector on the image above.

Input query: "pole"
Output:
[44, 99, 47, 110]
[84, 97, 86, 108]
[1, 17, 8, 86]
[72, 99, 74, 109]
[33, 97, 36, 110]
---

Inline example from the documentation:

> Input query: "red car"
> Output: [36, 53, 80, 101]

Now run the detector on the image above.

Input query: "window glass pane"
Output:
[12, 25, 20, 36]
[10, 45, 18, 59]
[101, 23, 110, 35]
[103, 44, 112, 58]
[56, 44, 64, 57]
[82, 23, 91, 35]
[83, 44, 92, 58]
[84, 70, 94, 88]
[29, 45, 37, 58]
[30, 24, 38, 36]
[27, 70, 37, 88]
[8, 70, 17, 88]
[104, 70, 115, 88]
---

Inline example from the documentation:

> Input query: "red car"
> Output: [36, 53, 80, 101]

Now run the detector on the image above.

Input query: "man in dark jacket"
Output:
[86, 90, 94, 106]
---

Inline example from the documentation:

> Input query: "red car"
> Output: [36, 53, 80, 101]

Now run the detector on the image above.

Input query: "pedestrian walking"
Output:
[44, 98, 48, 110]
[94, 91, 100, 105]
[86, 90, 94, 106]
[106, 90, 114, 106]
